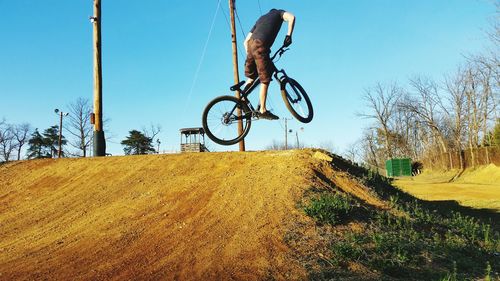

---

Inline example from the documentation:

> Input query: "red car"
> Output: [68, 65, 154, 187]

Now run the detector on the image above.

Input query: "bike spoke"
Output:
[205, 98, 249, 142]
[283, 80, 311, 121]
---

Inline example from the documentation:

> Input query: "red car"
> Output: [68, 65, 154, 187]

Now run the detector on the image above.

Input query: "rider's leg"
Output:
[259, 83, 270, 114]
[243, 78, 255, 92]
[244, 78, 254, 86]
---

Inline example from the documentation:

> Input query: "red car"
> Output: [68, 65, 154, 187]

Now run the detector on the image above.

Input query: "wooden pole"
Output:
[58, 112, 63, 158]
[285, 118, 288, 150]
[92, 0, 106, 156]
[228, 0, 245, 151]
[296, 131, 299, 148]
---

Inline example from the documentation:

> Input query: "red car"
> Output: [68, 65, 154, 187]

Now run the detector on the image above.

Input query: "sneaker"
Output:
[258, 110, 279, 120]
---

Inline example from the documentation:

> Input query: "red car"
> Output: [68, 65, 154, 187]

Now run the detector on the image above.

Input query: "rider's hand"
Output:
[283, 35, 292, 47]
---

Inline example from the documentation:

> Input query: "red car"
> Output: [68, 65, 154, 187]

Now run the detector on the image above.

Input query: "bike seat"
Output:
[230, 81, 246, 91]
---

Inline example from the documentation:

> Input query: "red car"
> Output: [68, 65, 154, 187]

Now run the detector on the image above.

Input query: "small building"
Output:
[180, 127, 209, 153]
[385, 158, 412, 177]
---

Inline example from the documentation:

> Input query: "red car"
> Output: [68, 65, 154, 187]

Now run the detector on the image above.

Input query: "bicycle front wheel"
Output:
[280, 78, 314, 123]
[202, 95, 252, 146]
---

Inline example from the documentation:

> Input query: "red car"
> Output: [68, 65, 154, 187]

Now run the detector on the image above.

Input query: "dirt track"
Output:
[0, 150, 383, 280]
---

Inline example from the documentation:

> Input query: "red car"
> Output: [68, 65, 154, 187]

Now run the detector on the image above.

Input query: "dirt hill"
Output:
[0, 150, 386, 280]
[2, 150, 498, 280]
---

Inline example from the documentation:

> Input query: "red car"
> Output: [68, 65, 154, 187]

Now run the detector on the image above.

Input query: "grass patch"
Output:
[304, 192, 353, 225]
[303, 169, 500, 280]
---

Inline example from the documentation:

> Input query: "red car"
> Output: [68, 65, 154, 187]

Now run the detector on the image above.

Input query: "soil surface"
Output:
[0, 150, 383, 280]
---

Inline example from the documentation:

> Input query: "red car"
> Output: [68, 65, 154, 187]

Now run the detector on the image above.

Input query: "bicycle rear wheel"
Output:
[280, 78, 314, 123]
[202, 95, 252, 146]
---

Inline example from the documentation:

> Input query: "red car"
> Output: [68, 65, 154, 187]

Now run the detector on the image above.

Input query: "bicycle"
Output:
[202, 45, 313, 146]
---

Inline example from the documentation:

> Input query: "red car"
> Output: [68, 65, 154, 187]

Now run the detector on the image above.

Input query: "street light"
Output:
[54, 109, 69, 158]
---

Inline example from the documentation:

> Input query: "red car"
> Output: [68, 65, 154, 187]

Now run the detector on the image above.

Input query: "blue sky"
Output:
[0, 0, 496, 155]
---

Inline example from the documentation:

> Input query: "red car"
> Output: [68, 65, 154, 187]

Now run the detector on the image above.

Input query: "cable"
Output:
[234, 7, 247, 38]
[220, 4, 247, 60]
[185, 0, 222, 108]
[257, 0, 263, 15]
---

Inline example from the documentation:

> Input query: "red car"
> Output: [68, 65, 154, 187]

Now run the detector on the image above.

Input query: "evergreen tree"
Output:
[121, 130, 155, 155]
[42, 125, 67, 158]
[26, 129, 50, 159]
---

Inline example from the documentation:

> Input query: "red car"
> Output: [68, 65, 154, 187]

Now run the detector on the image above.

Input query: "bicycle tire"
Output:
[202, 95, 252, 146]
[280, 78, 314, 123]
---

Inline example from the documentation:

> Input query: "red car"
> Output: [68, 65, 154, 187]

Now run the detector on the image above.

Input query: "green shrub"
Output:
[449, 212, 480, 243]
[304, 193, 353, 225]
[331, 234, 365, 265]
[439, 261, 458, 281]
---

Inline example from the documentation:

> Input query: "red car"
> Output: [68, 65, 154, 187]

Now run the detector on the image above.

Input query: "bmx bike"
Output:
[202, 45, 313, 146]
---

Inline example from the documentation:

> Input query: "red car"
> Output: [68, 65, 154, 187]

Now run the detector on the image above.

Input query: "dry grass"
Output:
[394, 165, 500, 212]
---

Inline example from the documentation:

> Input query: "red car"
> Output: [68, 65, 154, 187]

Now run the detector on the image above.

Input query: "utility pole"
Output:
[296, 131, 299, 148]
[284, 118, 289, 150]
[228, 0, 245, 152]
[54, 109, 68, 158]
[296, 127, 303, 149]
[91, 0, 106, 156]
[58, 111, 63, 158]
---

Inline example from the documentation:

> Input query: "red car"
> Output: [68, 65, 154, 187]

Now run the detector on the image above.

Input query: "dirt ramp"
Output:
[0, 151, 325, 280]
[0, 150, 389, 280]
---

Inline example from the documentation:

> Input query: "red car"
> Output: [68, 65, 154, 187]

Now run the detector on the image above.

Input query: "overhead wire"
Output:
[234, 7, 247, 38]
[219, 4, 247, 61]
[257, 0, 263, 15]
[185, 0, 222, 108]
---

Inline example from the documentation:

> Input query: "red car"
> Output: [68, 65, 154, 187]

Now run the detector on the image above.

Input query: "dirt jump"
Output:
[1, 150, 497, 280]
[0, 150, 380, 280]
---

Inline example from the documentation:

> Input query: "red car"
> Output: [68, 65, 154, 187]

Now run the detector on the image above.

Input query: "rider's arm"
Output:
[283, 12, 295, 37]
[244, 32, 253, 53]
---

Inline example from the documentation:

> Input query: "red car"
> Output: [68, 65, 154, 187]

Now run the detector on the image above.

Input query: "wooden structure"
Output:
[180, 128, 209, 153]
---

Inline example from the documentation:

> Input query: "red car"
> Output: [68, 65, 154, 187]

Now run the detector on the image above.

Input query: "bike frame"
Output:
[229, 46, 291, 120]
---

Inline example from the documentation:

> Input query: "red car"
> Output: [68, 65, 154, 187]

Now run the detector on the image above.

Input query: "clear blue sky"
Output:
[0, 0, 496, 155]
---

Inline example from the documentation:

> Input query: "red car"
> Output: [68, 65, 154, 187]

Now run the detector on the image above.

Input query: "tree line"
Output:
[355, 26, 499, 171]
[0, 98, 162, 162]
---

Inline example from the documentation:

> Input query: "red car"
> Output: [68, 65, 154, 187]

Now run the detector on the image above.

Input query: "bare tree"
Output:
[0, 120, 16, 162]
[66, 98, 93, 157]
[464, 67, 486, 167]
[471, 56, 498, 164]
[445, 68, 468, 169]
[142, 123, 162, 153]
[406, 77, 450, 151]
[359, 82, 402, 159]
[361, 129, 381, 173]
[266, 140, 286, 150]
[12, 123, 32, 161]
[343, 140, 362, 163]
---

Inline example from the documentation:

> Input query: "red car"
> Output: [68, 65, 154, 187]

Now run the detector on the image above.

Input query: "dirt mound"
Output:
[0, 150, 384, 280]
[395, 163, 500, 212]
[454, 164, 500, 185]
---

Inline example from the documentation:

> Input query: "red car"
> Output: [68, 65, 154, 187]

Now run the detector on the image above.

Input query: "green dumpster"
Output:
[386, 158, 412, 177]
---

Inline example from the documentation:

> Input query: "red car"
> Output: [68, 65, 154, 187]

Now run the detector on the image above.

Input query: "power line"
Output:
[257, 0, 263, 15]
[234, 7, 247, 38]
[220, 4, 246, 60]
[185, 0, 222, 108]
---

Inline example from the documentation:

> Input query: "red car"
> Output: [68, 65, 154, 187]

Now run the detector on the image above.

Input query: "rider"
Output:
[243, 9, 295, 120]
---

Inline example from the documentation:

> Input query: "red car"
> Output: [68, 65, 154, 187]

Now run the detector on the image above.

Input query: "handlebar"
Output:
[270, 45, 289, 61]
